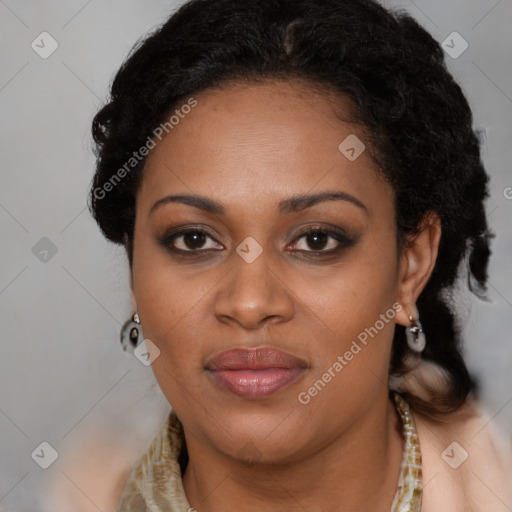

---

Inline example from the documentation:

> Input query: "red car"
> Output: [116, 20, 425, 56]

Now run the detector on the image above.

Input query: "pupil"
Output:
[185, 232, 206, 249]
[308, 231, 327, 250]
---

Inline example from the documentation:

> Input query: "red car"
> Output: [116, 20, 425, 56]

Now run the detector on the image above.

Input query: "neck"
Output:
[182, 389, 404, 512]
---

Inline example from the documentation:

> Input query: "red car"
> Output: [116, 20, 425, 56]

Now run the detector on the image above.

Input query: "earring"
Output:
[120, 312, 143, 352]
[405, 306, 426, 353]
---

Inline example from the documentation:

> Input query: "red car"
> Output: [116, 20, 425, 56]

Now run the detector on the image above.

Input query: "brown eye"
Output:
[289, 227, 354, 254]
[180, 231, 207, 250]
[301, 230, 331, 251]
[162, 229, 224, 252]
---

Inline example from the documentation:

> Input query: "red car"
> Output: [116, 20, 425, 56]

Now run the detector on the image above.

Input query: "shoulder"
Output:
[115, 409, 189, 511]
[412, 397, 512, 512]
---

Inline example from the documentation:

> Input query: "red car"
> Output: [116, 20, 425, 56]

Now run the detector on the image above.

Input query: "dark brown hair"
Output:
[89, 0, 493, 417]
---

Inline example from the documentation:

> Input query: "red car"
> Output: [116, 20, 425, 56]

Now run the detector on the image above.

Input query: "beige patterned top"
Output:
[116, 391, 422, 511]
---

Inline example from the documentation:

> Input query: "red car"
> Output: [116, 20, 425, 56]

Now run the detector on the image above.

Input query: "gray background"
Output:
[1, 1, 511, 510]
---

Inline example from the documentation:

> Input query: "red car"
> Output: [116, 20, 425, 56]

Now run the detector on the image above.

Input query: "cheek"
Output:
[292, 240, 399, 418]
[297, 230, 399, 371]
[131, 232, 208, 367]
[132, 252, 210, 409]
[305, 228, 398, 323]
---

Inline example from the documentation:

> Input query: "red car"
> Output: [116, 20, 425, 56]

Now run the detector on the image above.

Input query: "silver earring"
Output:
[405, 309, 426, 353]
[120, 312, 143, 352]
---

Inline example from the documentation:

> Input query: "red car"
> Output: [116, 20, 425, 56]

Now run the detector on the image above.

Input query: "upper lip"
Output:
[205, 346, 308, 371]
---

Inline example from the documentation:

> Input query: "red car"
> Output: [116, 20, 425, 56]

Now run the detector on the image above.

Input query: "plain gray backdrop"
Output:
[1, 1, 511, 510]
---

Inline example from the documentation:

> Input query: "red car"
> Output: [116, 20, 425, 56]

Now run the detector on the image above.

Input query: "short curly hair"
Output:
[89, 0, 493, 417]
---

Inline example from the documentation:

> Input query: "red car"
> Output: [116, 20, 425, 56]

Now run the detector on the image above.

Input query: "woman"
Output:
[88, 0, 512, 510]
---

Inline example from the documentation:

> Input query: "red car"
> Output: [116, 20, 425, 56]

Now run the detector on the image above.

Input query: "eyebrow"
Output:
[149, 190, 368, 217]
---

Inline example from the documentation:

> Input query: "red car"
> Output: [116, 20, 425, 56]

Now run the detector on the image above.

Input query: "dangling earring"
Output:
[120, 312, 143, 352]
[405, 305, 426, 353]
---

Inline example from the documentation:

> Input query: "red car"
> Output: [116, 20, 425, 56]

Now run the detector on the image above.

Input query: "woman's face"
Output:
[131, 80, 416, 463]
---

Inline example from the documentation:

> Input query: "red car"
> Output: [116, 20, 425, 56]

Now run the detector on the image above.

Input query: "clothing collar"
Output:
[116, 391, 422, 511]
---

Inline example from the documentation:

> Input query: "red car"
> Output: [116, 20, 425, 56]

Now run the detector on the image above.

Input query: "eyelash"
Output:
[159, 225, 354, 258]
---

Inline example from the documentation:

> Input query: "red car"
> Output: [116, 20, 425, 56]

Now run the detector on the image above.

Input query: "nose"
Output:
[212, 250, 294, 330]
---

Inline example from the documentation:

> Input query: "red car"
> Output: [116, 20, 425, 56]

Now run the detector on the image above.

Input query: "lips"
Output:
[205, 347, 308, 399]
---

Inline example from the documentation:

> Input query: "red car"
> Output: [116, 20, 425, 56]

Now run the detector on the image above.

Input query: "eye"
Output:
[161, 228, 224, 252]
[288, 227, 353, 254]
[159, 225, 355, 257]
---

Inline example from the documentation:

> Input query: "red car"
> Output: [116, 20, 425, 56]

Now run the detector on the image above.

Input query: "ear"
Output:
[395, 211, 441, 326]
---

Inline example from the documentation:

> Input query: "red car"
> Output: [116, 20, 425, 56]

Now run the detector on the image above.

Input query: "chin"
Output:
[208, 408, 311, 464]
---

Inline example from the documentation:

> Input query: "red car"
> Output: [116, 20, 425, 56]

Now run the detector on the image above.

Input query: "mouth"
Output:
[205, 346, 308, 399]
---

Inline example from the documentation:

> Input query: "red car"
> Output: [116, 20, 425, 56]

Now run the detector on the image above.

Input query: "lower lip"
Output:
[207, 367, 305, 399]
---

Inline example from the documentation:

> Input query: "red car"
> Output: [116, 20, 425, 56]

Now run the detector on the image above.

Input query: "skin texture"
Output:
[130, 80, 441, 512]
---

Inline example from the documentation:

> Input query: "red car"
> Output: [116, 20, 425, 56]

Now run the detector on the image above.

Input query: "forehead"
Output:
[138, 80, 391, 218]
